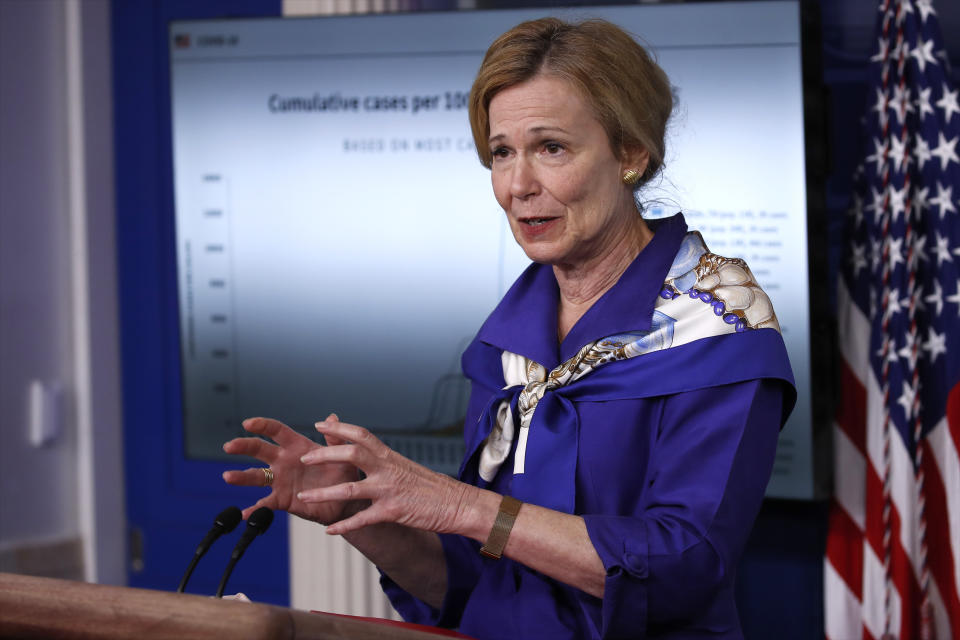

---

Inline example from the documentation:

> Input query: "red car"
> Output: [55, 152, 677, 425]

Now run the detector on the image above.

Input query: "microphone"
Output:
[177, 506, 243, 593]
[215, 507, 274, 598]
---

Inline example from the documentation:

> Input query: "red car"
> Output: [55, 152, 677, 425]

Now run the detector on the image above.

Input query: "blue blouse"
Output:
[381, 214, 796, 639]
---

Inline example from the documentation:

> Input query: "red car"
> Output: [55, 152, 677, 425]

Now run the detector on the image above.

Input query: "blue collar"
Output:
[475, 213, 689, 369]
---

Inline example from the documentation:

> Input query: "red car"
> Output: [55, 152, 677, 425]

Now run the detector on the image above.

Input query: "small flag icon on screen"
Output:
[174, 34, 190, 49]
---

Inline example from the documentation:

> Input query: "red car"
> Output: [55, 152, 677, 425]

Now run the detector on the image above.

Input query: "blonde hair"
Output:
[468, 17, 673, 186]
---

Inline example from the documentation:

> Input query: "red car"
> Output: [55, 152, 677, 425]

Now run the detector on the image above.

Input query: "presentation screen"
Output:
[169, 1, 816, 498]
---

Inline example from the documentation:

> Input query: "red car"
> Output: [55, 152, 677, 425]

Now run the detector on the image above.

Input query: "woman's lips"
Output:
[517, 216, 560, 238]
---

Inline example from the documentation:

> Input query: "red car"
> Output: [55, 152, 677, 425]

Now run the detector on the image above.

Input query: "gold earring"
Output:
[622, 169, 641, 185]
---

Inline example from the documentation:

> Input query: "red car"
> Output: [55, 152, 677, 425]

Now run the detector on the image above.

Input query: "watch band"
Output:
[479, 495, 523, 560]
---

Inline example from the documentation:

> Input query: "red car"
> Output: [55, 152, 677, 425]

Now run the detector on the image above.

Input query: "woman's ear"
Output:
[621, 145, 651, 178]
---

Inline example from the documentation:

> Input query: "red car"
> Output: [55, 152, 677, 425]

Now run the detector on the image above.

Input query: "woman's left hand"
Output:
[298, 419, 478, 536]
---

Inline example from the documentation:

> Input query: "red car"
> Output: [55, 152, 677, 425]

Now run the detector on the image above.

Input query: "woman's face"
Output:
[488, 74, 644, 267]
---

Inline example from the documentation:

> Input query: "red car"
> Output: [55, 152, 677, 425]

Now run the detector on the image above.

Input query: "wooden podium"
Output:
[0, 572, 469, 639]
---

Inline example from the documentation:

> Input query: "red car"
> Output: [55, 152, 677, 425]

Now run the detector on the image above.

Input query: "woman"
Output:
[223, 17, 795, 639]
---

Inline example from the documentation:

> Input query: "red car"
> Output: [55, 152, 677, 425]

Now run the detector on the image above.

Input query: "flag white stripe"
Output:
[863, 373, 911, 554]
[927, 417, 960, 600]
[889, 416, 920, 573]
[837, 278, 872, 387]
[835, 423, 868, 530]
[825, 558, 864, 640]
[857, 307, 923, 575]
[864, 362, 886, 491]
[863, 540, 903, 639]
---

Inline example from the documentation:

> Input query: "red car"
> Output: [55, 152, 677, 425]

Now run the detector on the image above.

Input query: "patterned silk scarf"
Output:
[477, 231, 783, 483]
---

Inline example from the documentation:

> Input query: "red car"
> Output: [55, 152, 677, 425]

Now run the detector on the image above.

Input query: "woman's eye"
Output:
[491, 147, 509, 159]
[543, 142, 564, 155]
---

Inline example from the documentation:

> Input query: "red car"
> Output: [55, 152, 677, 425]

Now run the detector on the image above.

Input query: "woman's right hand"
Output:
[222, 414, 362, 524]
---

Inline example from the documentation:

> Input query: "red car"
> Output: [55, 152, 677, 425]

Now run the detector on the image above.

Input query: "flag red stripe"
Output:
[827, 498, 865, 600]
[863, 453, 925, 638]
[836, 359, 868, 455]
[891, 521, 920, 639]
[863, 461, 886, 561]
[920, 438, 960, 640]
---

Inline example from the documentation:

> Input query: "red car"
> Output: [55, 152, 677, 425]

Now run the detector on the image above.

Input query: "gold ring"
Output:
[261, 467, 274, 486]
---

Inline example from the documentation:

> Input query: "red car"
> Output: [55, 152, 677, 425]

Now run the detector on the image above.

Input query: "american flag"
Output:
[824, 0, 960, 639]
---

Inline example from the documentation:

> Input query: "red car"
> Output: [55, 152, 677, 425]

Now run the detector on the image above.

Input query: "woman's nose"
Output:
[509, 156, 539, 200]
